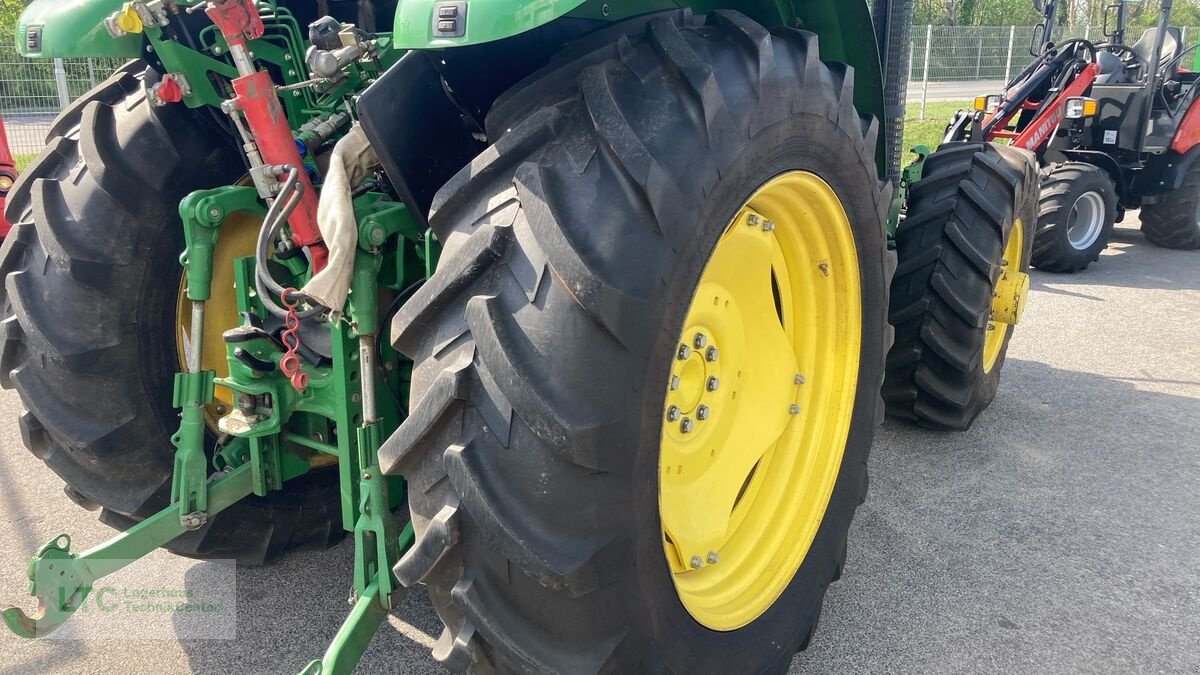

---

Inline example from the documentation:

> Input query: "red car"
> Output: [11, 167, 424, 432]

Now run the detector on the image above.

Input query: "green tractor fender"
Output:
[15, 0, 141, 58]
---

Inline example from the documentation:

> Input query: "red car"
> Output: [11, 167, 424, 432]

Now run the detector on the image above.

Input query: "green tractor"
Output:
[0, 0, 1034, 671]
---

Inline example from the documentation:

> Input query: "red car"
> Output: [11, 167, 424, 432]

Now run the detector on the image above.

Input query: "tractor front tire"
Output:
[0, 64, 342, 564]
[884, 142, 1037, 430]
[1140, 163, 1200, 250]
[1031, 162, 1117, 271]
[383, 12, 893, 673]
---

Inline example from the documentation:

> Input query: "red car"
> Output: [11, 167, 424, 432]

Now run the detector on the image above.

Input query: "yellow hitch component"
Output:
[991, 268, 1030, 325]
[658, 172, 861, 631]
[113, 3, 144, 35]
[983, 218, 1028, 372]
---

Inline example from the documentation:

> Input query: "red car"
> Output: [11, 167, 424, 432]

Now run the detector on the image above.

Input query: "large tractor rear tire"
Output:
[884, 142, 1037, 430]
[382, 12, 893, 673]
[1140, 163, 1200, 250]
[1031, 162, 1117, 272]
[0, 64, 341, 564]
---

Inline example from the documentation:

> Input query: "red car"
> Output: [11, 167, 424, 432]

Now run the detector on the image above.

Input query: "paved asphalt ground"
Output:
[0, 215, 1197, 674]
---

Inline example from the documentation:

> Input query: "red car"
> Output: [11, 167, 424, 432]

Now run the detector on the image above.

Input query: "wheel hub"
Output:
[984, 218, 1029, 372]
[658, 172, 861, 631]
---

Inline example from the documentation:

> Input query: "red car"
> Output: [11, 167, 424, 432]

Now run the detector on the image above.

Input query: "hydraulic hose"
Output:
[255, 168, 326, 320]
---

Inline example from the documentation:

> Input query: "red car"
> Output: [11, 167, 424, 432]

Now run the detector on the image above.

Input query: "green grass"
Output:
[901, 100, 971, 166]
[13, 153, 36, 173]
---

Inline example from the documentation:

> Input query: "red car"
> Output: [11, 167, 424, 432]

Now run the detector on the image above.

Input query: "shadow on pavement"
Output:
[790, 358, 1200, 673]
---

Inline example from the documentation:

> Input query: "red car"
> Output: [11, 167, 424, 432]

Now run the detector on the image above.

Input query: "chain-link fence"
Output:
[0, 46, 126, 163]
[909, 24, 1200, 116]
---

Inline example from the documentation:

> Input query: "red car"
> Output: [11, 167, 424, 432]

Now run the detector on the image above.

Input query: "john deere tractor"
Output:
[0, 1, 1033, 672]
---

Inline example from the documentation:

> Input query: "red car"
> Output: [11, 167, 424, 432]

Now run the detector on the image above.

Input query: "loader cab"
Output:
[1083, 26, 1193, 157]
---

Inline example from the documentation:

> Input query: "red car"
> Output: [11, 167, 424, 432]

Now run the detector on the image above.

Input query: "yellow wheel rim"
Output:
[175, 211, 260, 428]
[982, 219, 1030, 373]
[658, 172, 862, 631]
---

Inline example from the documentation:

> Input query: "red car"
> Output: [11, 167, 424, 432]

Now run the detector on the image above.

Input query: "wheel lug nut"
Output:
[707, 551, 719, 564]
[794, 374, 806, 385]
[677, 344, 691, 360]
[747, 214, 761, 227]
[693, 333, 707, 349]
[680, 418, 694, 433]
[762, 220, 775, 232]
[789, 404, 801, 415]
[666, 405, 680, 422]
[705, 346, 718, 362]
[706, 376, 719, 392]
[690, 555, 703, 569]
[697, 405, 709, 421]
[670, 375, 680, 390]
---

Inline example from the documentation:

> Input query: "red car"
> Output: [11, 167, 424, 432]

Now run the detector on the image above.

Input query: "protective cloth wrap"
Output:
[302, 124, 379, 312]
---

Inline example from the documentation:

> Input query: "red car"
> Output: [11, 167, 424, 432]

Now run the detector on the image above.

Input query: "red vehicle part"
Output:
[0, 113, 16, 238]
[984, 62, 1101, 152]
[206, 0, 328, 272]
[1169, 96, 1200, 153]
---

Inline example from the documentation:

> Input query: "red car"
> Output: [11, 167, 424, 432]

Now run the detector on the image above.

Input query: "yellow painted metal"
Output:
[175, 211, 260, 428]
[983, 219, 1029, 373]
[658, 172, 862, 631]
[114, 3, 144, 34]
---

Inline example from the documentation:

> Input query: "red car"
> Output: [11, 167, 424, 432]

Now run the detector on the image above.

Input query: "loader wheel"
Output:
[884, 142, 1037, 430]
[0, 64, 342, 564]
[1140, 163, 1200, 249]
[1031, 162, 1117, 271]
[382, 13, 893, 673]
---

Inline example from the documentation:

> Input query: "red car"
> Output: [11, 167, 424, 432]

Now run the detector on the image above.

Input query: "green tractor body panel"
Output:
[392, 0, 589, 48]
[16, 0, 141, 58]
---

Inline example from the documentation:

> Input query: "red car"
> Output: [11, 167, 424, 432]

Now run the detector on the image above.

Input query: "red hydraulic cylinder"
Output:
[207, 0, 328, 272]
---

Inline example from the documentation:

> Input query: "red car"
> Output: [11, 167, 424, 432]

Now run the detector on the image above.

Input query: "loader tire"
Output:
[0, 64, 342, 565]
[884, 142, 1037, 430]
[382, 12, 893, 673]
[1140, 163, 1200, 250]
[1031, 162, 1117, 272]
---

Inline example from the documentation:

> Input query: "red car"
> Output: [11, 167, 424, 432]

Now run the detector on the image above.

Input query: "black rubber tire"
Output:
[1031, 161, 1117, 272]
[381, 12, 893, 673]
[0, 64, 342, 565]
[1140, 163, 1200, 250]
[884, 141, 1038, 431]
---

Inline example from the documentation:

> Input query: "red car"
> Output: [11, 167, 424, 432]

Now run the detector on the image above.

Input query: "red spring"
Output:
[279, 288, 309, 393]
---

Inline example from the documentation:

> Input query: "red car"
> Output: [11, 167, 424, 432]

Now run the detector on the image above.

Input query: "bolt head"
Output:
[789, 404, 801, 415]
[208, 207, 222, 219]
[215, 404, 227, 415]
[762, 220, 776, 232]
[794, 374, 806, 385]
[693, 333, 707, 349]
[670, 375, 680, 390]
[747, 214, 761, 227]
[362, 472, 372, 480]
[706, 376, 720, 392]
[677, 344, 691, 360]
[666, 405, 680, 422]
[680, 418, 694, 433]
[690, 555, 703, 569]
[707, 551, 719, 564]
[697, 405, 709, 421]
[705, 346, 718, 362]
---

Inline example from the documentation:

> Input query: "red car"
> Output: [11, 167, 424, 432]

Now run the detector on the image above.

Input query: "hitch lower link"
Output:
[2, 184, 410, 675]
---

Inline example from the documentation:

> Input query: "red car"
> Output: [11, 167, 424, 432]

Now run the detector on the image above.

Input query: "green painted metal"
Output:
[15, 0, 139, 58]
[392, 0, 587, 49]
[888, 144, 930, 244]
[0, 464, 255, 638]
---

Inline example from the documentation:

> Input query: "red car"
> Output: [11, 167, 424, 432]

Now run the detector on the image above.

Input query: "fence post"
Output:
[1004, 26, 1015, 83]
[920, 24, 933, 120]
[975, 37, 983, 78]
[53, 58, 70, 108]
[87, 59, 97, 89]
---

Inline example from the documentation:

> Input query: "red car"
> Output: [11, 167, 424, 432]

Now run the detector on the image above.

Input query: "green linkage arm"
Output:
[0, 464, 255, 639]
